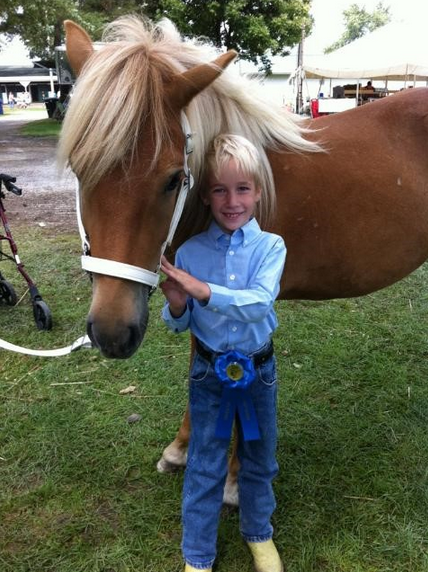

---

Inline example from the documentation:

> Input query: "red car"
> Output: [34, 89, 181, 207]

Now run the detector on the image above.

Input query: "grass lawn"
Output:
[1, 106, 46, 115]
[1, 104, 61, 137]
[19, 118, 62, 138]
[0, 227, 427, 571]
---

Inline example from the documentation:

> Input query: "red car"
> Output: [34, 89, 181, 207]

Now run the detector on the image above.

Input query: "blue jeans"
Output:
[182, 349, 279, 569]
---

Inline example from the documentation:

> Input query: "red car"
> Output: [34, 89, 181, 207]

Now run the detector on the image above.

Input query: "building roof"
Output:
[0, 65, 53, 76]
[0, 65, 57, 83]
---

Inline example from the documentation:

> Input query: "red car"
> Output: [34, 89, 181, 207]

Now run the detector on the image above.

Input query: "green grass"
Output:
[1, 227, 428, 571]
[19, 118, 61, 138]
[1, 106, 46, 116]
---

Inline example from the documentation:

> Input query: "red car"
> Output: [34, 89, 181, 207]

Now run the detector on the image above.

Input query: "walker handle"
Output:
[0, 173, 22, 196]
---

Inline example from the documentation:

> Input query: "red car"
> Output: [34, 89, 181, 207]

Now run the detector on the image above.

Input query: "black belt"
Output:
[195, 338, 274, 368]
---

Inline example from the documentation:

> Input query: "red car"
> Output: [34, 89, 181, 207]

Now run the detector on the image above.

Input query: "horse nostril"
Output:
[86, 317, 142, 358]
[127, 323, 139, 351]
[86, 319, 95, 344]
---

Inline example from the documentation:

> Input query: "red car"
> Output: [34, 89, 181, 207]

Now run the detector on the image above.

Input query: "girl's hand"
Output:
[160, 277, 187, 317]
[161, 256, 211, 303]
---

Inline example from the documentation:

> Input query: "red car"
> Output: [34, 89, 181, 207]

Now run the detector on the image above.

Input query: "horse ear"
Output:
[167, 50, 238, 110]
[64, 20, 94, 76]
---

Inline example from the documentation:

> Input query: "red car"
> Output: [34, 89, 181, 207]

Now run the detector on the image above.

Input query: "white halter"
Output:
[0, 112, 194, 356]
[76, 111, 194, 289]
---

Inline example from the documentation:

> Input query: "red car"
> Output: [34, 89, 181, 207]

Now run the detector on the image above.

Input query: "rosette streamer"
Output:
[214, 350, 260, 441]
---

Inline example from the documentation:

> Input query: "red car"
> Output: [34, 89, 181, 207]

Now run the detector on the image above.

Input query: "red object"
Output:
[310, 98, 320, 118]
[310, 98, 330, 118]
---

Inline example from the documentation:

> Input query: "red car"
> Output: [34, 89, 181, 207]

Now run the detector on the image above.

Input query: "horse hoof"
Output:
[156, 456, 183, 473]
[223, 480, 239, 506]
[156, 450, 187, 473]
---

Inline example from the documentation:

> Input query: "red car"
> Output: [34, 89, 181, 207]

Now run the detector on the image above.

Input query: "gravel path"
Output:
[0, 108, 76, 232]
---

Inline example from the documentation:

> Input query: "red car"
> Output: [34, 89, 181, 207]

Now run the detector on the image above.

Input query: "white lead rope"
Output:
[0, 112, 194, 357]
[0, 335, 92, 356]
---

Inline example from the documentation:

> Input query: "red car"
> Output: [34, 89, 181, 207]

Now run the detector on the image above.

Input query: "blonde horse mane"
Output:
[59, 15, 320, 234]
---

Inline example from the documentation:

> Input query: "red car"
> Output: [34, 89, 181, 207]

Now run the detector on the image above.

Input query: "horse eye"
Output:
[164, 171, 183, 193]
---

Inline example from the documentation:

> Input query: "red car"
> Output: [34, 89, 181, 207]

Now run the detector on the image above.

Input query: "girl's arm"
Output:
[205, 237, 286, 323]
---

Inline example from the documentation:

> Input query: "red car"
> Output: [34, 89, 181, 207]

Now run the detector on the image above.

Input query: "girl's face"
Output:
[203, 159, 261, 234]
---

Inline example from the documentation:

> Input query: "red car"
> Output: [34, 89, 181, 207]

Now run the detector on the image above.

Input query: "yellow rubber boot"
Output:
[247, 539, 283, 572]
[184, 564, 212, 572]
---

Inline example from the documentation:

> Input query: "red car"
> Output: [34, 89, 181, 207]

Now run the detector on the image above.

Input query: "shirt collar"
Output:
[207, 217, 262, 248]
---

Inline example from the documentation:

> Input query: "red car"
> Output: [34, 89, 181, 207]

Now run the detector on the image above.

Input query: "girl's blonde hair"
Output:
[197, 134, 266, 227]
[205, 134, 263, 190]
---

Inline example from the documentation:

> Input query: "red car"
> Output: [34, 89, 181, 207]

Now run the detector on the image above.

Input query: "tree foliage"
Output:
[143, 0, 314, 71]
[0, 0, 132, 61]
[324, 2, 391, 54]
[0, 0, 313, 70]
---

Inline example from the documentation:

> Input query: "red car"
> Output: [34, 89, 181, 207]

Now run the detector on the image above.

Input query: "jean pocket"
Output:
[257, 356, 277, 387]
[190, 353, 211, 384]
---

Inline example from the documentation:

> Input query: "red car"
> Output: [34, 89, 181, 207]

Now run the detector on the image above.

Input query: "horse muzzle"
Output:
[86, 278, 150, 358]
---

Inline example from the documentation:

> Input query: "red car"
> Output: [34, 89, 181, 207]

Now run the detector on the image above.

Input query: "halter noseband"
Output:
[76, 111, 194, 289]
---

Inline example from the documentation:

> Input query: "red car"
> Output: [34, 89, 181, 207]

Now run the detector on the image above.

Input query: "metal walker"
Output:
[0, 173, 52, 330]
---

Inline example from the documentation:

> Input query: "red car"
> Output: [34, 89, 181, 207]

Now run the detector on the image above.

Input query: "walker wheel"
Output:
[0, 280, 18, 306]
[33, 300, 53, 330]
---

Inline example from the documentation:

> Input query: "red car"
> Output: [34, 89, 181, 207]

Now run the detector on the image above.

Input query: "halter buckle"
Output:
[185, 132, 194, 155]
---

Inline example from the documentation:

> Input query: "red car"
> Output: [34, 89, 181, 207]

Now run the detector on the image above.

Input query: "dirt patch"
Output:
[0, 109, 76, 233]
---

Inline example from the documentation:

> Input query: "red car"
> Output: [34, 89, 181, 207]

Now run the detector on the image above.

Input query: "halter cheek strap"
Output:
[76, 111, 194, 290]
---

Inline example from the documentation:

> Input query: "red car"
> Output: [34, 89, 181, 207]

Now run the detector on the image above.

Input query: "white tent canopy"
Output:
[302, 20, 428, 81]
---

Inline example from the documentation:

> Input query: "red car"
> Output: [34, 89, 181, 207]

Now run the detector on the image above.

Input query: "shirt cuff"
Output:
[162, 303, 190, 332]
[204, 282, 232, 313]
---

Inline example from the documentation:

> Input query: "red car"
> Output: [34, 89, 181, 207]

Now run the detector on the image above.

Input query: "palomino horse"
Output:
[59, 17, 428, 505]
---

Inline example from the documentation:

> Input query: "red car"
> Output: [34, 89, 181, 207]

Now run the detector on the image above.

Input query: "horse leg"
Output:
[157, 403, 190, 472]
[157, 332, 240, 506]
[157, 336, 196, 473]
[157, 403, 240, 507]
[223, 425, 240, 506]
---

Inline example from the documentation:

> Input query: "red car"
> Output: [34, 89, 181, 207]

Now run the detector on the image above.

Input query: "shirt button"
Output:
[213, 307, 218, 312]
[229, 250, 235, 256]
[231, 326, 238, 332]
[229, 274, 236, 281]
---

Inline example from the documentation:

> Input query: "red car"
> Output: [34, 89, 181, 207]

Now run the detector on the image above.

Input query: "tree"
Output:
[324, 2, 391, 54]
[0, 0, 129, 62]
[143, 0, 314, 71]
[0, 0, 313, 71]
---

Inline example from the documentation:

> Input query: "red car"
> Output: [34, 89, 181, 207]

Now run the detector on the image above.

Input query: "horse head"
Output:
[61, 19, 236, 358]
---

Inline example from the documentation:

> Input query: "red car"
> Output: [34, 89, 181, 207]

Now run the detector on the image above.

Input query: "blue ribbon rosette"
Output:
[214, 350, 261, 441]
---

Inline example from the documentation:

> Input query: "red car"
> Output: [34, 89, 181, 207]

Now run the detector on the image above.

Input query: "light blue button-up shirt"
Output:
[162, 218, 286, 354]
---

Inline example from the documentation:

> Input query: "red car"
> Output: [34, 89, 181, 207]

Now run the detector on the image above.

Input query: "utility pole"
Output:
[296, 25, 305, 114]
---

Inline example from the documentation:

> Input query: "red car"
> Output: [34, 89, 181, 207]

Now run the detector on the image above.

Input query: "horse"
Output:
[59, 16, 428, 505]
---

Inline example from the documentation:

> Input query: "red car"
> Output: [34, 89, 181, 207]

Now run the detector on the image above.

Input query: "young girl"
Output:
[160, 134, 286, 572]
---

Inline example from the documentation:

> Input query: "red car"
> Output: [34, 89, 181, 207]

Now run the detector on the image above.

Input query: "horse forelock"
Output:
[58, 23, 174, 190]
[58, 15, 320, 231]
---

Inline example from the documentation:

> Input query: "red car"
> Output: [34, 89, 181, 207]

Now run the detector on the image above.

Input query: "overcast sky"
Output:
[0, 0, 425, 65]
[307, 0, 427, 55]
